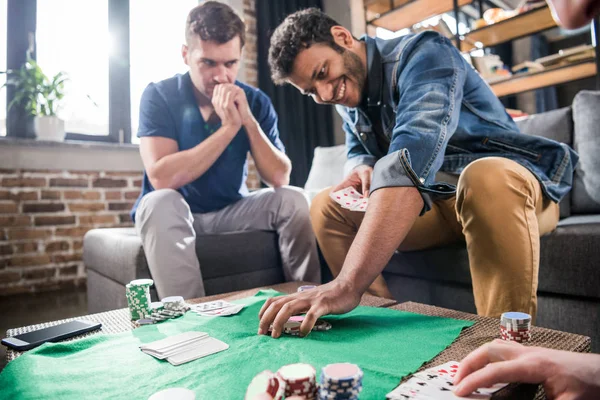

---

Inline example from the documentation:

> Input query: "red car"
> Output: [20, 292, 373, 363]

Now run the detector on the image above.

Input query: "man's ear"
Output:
[182, 44, 189, 66]
[330, 26, 354, 50]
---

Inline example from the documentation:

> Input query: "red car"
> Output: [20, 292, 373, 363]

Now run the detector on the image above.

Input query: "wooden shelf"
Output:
[491, 62, 597, 97]
[367, 0, 472, 32]
[463, 6, 557, 51]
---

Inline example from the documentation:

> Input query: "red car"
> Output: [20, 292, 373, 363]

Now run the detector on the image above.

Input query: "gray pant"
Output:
[135, 186, 321, 299]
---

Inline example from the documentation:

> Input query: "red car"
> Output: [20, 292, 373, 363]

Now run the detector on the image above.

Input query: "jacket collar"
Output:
[362, 35, 383, 109]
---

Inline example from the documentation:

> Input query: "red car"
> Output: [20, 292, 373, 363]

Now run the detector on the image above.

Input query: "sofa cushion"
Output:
[83, 228, 284, 295]
[383, 215, 600, 299]
[515, 106, 573, 219]
[572, 91, 600, 214]
[514, 106, 573, 146]
[304, 145, 346, 199]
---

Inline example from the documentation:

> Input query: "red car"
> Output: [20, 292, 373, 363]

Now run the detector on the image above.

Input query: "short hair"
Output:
[269, 8, 344, 85]
[186, 1, 246, 47]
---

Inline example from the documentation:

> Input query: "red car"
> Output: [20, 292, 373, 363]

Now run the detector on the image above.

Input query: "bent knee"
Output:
[458, 157, 533, 196]
[274, 186, 311, 211]
[309, 187, 336, 219]
[136, 189, 187, 222]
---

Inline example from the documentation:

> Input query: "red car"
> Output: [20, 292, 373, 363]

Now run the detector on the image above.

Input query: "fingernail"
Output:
[258, 328, 264, 335]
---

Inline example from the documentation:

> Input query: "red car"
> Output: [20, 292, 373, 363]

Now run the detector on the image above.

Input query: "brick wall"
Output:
[0, 169, 141, 296]
[243, 0, 261, 190]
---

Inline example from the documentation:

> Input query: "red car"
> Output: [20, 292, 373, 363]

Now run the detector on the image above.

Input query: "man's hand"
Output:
[212, 84, 243, 130]
[331, 165, 373, 197]
[258, 280, 362, 338]
[454, 339, 600, 399]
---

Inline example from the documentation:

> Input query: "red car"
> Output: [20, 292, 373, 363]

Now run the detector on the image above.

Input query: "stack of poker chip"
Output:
[319, 363, 363, 400]
[500, 312, 532, 342]
[147, 296, 190, 323]
[245, 370, 285, 400]
[277, 363, 318, 399]
[125, 279, 153, 320]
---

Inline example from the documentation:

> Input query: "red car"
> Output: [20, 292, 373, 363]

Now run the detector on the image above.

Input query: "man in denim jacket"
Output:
[258, 8, 578, 337]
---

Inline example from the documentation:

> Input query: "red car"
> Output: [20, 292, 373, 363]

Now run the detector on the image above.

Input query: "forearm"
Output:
[337, 186, 424, 294]
[148, 125, 238, 189]
[245, 119, 291, 187]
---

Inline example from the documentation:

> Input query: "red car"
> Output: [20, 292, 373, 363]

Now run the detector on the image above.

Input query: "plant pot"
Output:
[34, 116, 65, 141]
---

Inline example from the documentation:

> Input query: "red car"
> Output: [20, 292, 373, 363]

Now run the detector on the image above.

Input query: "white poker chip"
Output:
[136, 318, 156, 325]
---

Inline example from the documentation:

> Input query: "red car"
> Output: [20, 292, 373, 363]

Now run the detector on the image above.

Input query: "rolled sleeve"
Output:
[370, 35, 466, 213]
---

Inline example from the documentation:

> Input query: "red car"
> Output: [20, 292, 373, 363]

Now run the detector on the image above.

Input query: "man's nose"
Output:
[213, 66, 229, 84]
[315, 81, 334, 103]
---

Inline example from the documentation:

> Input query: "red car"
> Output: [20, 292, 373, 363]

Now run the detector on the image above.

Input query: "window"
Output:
[129, 0, 197, 143]
[36, 0, 110, 136]
[0, 0, 7, 137]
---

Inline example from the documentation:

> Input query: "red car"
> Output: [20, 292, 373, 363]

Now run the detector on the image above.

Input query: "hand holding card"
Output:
[329, 187, 369, 212]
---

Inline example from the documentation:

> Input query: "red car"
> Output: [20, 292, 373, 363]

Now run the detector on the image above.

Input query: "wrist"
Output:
[221, 122, 241, 136]
[242, 116, 258, 134]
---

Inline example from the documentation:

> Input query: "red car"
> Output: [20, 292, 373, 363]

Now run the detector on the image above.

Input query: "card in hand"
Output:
[329, 187, 368, 212]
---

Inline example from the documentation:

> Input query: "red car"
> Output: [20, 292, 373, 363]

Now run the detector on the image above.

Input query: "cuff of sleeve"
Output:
[370, 150, 433, 214]
[344, 155, 377, 176]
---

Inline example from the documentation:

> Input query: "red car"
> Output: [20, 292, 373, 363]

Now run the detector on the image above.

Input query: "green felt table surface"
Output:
[0, 290, 473, 399]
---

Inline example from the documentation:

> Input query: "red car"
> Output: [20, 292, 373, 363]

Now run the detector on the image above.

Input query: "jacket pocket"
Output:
[483, 138, 541, 161]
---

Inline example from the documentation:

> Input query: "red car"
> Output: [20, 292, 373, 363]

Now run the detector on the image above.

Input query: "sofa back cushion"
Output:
[515, 106, 573, 218]
[304, 145, 346, 199]
[571, 90, 600, 214]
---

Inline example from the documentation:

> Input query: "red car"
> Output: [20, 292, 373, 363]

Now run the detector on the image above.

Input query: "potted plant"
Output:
[1, 58, 68, 141]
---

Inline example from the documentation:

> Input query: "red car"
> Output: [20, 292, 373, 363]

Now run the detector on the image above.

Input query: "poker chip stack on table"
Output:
[319, 363, 363, 400]
[125, 278, 154, 320]
[500, 312, 532, 342]
[126, 279, 192, 325]
[278, 363, 318, 399]
[245, 370, 285, 400]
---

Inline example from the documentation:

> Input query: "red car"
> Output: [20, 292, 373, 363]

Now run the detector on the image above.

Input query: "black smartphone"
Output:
[1, 320, 102, 351]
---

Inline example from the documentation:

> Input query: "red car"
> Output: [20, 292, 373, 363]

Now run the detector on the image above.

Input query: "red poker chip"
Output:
[245, 370, 280, 400]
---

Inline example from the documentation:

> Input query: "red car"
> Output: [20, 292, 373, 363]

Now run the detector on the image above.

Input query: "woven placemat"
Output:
[5, 282, 396, 362]
[393, 302, 592, 400]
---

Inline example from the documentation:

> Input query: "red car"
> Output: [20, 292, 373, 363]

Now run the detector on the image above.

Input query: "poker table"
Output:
[2, 282, 591, 399]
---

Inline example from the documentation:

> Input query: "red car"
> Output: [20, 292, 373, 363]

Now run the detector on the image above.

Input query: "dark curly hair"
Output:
[269, 8, 345, 85]
[186, 1, 246, 47]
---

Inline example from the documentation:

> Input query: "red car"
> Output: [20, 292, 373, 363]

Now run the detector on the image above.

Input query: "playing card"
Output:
[386, 383, 430, 399]
[166, 336, 229, 366]
[189, 300, 234, 312]
[139, 331, 208, 353]
[415, 361, 508, 396]
[401, 377, 490, 399]
[330, 187, 368, 212]
[195, 303, 245, 317]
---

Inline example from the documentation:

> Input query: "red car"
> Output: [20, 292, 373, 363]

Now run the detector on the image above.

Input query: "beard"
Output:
[341, 48, 366, 106]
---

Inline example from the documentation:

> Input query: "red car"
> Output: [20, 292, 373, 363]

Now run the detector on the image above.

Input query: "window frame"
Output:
[5, 0, 131, 143]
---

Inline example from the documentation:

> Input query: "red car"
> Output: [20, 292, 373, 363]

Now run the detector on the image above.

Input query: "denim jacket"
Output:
[337, 32, 578, 213]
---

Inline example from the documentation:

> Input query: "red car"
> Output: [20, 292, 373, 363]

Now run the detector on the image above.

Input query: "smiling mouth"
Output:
[334, 76, 346, 103]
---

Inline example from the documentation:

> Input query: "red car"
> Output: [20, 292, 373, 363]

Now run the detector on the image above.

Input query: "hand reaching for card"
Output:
[332, 165, 373, 198]
[453, 339, 600, 399]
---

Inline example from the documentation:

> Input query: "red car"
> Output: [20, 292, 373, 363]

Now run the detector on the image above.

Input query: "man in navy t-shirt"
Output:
[131, 2, 320, 299]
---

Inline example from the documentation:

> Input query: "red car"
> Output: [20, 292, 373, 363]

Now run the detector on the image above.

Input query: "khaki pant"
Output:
[310, 157, 559, 319]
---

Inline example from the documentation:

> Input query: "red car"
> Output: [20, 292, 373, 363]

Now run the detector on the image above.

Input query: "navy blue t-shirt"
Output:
[130, 73, 285, 220]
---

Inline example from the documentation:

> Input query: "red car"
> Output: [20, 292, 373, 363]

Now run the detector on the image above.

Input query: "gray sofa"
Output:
[85, 90, 599, 350]
[84, 229, 283, 313]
